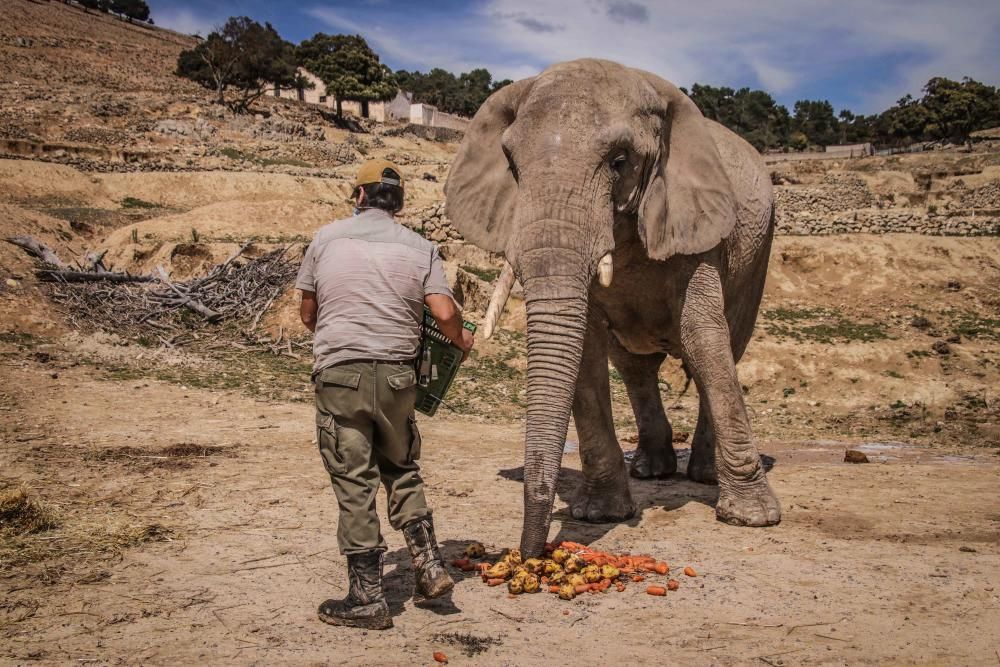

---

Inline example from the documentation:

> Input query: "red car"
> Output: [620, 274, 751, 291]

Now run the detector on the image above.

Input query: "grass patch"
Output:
[884, 370, 904, 378]
[763, 307, 888, 344]
[951, 312, 1000, 341]
[0, 485, 59, 537]
[85, 443, 234, 469]
[432, 632, 504, 657]
[121, 196, 159, 209]
[461, 265, 501, 283]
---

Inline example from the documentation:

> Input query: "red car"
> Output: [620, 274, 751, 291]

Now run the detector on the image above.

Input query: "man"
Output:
[296, 159, 474, 630]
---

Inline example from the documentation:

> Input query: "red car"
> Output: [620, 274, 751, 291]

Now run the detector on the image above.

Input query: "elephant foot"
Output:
[570, 473, 636, 523]
[686, 446, 717, 485]
[629, 445, 677, 479]
[715, 479, 781, 527]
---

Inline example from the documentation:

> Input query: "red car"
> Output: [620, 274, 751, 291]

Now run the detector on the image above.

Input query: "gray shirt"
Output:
[295, 209, 453, 373]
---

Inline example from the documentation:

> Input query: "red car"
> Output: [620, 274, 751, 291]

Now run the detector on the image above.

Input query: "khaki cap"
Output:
[354, 159, 404, 190]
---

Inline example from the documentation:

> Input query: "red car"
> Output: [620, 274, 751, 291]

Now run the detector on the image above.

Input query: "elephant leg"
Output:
[608, 339, 675, 479]
[679, 259, 780, 527]
[688, 394, 717, 484]
[569, 308, 636, 523]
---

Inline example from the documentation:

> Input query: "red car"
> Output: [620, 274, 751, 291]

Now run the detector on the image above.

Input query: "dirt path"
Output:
[2, 355, 997, 665]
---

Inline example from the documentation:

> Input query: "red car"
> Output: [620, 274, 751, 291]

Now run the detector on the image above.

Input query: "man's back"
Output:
[295, 209, 452, 373]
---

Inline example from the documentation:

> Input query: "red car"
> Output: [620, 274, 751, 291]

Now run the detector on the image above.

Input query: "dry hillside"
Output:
[1, 2, 998, 664]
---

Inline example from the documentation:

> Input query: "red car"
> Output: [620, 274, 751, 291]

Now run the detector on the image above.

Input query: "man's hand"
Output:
[300, 290, 318, 332]
[425, 294, 475, 361]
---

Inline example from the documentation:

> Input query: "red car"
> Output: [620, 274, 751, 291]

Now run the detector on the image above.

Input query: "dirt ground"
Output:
[2, 2, 1000, 664]
[1, 349, 998, 665]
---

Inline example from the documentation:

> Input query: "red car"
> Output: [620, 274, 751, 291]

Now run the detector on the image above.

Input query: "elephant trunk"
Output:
[519, 277, 589, 556]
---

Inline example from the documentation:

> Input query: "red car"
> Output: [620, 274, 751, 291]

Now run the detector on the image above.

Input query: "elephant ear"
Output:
[636, 73, 737, 260]
[444, 77, 536, 254]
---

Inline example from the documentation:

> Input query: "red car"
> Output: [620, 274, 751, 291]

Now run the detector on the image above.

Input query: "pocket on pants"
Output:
[407, 414, 422, 463]
[316, 410, 343, 474]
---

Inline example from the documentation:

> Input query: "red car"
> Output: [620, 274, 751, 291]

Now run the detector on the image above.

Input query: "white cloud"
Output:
[304, 0, 998, 113]
[151, 5, 221, 37]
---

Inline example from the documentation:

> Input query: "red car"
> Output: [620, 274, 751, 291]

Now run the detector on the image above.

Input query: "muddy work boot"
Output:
[402, 517, 454, 599]
[318, 549, 392, 630]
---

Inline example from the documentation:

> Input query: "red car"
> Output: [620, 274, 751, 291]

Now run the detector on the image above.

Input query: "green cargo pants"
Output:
[314, 360, 430, 555]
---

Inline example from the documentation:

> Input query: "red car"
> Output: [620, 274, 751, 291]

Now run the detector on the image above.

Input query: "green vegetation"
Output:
[176, 17, 300, 113]
[395, 68, 513, 117]
[684, 76, 1000, 150]
[884, 370, 904, 379]
[298, 34, 396, 118]
[763, 307, 889, 344]
[952, 313, 1000, 341]
[461, 265, 500, 283]
[121, 196, 158, 209]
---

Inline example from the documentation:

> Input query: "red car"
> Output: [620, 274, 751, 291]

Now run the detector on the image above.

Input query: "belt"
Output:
[331, 358, 413, 367]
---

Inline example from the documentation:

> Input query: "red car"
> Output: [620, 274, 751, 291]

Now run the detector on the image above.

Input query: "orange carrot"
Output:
[631, 574, 645, 583]
[549, 585, 560, 594]
[615, 581, 626, 592]
[433, 651, 448, 663]
[684, 566, 697, 577]
[574, 584, 592, 594]
[654, 562, 669, 575]
[486, 578, 505, 586]
[667, 579, 679, 591]
[646, 585, 667, 596]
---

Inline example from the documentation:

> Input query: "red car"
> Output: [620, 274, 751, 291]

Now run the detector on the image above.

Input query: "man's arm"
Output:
[300, 290, 318, 332]
[425, 294, 474, 360]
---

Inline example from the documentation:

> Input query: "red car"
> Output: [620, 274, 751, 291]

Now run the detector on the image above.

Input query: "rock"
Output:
[946, 280, 962, 291]
[946, 334, 961, 344]
[844, 449, 869, 464]
[959, 546, 977, 553]
[932, 340, 951, 355]
[5, 278, 19, 288]
[909, 315, 931, 329]
[422, 172, 437, 181]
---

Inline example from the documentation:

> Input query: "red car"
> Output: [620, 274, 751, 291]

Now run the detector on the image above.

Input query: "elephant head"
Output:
[445, 59, 737, 556]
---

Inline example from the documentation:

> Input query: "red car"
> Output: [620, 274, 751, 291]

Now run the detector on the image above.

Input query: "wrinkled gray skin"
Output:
[445, 59, 780, 557]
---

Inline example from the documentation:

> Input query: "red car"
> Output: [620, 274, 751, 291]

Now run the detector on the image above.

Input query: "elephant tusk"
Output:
[597, 253, 613, 288]
[481, 261, 516, 339]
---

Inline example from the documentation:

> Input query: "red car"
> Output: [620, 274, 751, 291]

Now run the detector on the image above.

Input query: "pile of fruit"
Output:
[450, 541, 696, 601]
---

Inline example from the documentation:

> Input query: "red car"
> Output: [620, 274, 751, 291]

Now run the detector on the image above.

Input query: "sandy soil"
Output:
[1, 352, 998, 665]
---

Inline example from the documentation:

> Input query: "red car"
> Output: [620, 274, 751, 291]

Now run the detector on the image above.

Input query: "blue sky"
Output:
[149, 0, 1000, 115]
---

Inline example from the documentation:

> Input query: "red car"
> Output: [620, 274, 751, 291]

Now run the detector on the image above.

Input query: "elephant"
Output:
[444, 59, 780, 557]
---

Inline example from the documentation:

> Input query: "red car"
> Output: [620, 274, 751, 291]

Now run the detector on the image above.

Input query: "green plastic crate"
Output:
[415, 307, 476, 416]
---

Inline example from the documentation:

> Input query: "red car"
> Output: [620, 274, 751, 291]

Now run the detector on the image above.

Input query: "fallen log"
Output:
[5, 236, 67, 267]
[36, 269, 154, 283]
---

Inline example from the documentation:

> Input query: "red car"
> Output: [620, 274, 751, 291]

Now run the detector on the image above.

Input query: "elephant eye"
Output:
[609, 153, 627, 176]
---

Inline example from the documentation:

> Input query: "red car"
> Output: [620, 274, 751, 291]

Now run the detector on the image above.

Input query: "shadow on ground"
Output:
[497, 448, 777, 547]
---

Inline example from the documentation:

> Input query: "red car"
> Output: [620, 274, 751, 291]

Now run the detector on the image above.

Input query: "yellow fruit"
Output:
[600, 565, 621, 579]
[564, 557, 586, 574]
[582, 565, 602, 583]
[551, 548, 570, 564]
[502, 549, 523, 567]
[484, 561, 511, 580]
[508, 578, 524, 595]
[464, 542, 486, 559]
[543, 560, 562, 576]
[549, 570, 566, 584]
[522, 574, 540, 593]
[512, 567, 531, 583]
[558, 583, 576, 600]
[523, 558, 544, 575]
[567, 574, 587, 588]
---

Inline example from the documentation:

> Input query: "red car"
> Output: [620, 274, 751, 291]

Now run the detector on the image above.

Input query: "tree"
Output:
[110, 0, 150, 22]
[297, 34, 396, 118]
[176, 17, 299, 113]
[791, 99, 839, 146]
[920, 77, 1000, 142]
[395, 67, 512, 117]
[686, 83, 790, 151]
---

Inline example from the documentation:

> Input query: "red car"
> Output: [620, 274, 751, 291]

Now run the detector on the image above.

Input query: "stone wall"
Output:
[775, 172, 1000, 236]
